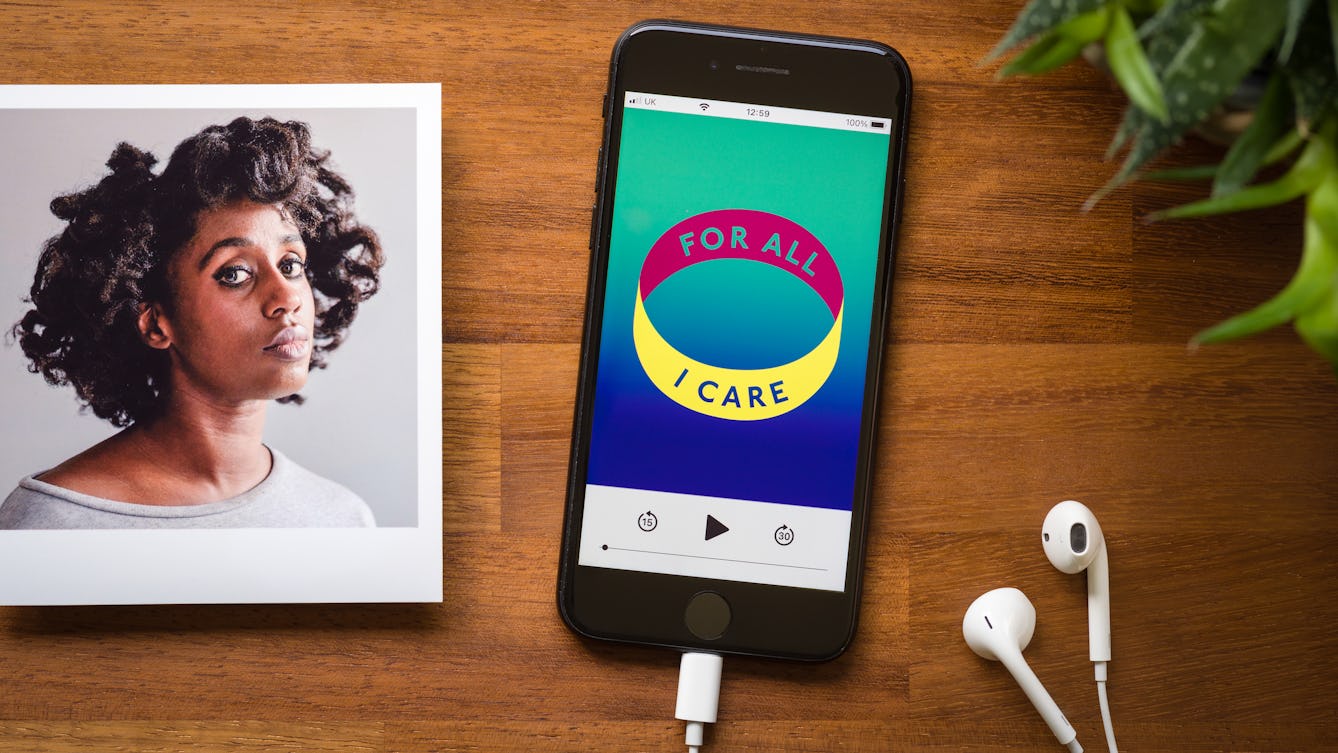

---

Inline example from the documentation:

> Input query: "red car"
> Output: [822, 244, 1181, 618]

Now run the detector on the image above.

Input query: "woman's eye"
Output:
[279, 257, 307, 278]
[214, 266, 253, 287]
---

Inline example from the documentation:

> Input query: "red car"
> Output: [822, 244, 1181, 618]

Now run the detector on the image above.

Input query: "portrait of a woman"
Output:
[0, 116, 384, 529]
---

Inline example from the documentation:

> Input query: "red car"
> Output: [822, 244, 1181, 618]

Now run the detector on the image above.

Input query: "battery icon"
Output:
[872, 121, 886, 129]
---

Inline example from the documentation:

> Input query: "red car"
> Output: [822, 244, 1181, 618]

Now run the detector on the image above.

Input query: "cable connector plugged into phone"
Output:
[675, 652, 723, 753]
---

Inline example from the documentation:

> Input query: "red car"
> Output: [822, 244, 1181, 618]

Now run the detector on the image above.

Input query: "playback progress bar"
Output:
[600, 544, 828, 572]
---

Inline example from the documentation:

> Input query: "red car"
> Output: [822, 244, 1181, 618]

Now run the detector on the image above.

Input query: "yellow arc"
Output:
[632, 285, 843, 421]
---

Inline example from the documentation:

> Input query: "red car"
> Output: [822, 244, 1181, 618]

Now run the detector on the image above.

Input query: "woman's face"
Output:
[146, 200, 317, 406]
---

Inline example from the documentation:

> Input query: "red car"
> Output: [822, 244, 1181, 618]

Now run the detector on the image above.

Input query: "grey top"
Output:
[0, 448, 375, 529]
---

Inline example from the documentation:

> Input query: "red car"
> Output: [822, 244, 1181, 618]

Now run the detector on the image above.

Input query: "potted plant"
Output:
[991, 0, 1338, 373]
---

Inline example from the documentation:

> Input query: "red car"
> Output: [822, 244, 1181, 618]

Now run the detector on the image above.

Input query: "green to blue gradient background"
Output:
[588, 105, 890, 510]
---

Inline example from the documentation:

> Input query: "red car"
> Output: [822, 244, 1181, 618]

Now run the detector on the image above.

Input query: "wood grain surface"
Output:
[3, 2, 1337, 752]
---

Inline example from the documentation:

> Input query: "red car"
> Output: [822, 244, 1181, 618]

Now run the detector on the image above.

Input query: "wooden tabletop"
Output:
[3, 2, 1337, 752]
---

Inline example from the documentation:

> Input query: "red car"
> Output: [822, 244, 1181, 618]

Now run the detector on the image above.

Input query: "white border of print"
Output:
[0, 84, 442, 605]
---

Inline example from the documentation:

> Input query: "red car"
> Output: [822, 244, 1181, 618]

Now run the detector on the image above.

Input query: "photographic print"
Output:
[0, 84, 442, 604]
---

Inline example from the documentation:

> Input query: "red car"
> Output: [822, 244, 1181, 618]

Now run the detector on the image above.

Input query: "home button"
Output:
[684, 591, 731, 640]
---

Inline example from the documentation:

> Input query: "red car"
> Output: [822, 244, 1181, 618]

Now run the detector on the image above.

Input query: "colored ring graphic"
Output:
[633, 209, 844, 421]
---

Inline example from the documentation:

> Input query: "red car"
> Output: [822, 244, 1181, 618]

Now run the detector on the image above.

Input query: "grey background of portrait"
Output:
[0, 107, 419, 527]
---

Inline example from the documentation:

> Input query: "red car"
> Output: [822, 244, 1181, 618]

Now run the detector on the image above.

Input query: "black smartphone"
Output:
[558, 20, 911, 661]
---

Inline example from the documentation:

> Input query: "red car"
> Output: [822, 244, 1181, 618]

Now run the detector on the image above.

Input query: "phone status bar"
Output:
[624, 91, 890, 135]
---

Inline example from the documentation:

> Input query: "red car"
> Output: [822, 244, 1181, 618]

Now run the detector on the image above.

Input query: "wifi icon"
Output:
[699, 102, 710, 111]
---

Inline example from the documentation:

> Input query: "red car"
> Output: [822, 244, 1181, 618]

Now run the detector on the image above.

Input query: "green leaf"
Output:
[1103, 0, 1289, 198]
[1194, 159, 1338, 347]
[1150, 127, 1333, 220]
[1095, 0, 1215, 193]
[1193, 212, 1334, 344]
[1124, 0, 1166, 14]
[1330, 0, 1338, 77]
[1295, 279, 1338, 372]
[1105, 105, 1142, 159]
[1144, 163, 1221, 180]
[1143, 129, 1306, 181]
[1214, 69, 1294, 196]
[1263, 128, 1308, 163]
[988, 0, 1109, 61]
[1000, 32, 1087, 76]
[1283, 0, 1338, 132]
[1279, 0, 1316, 62]
[1000, 6, 1112, 76]
[1105, 5, 1170, 122]
[1135, 0, 1215, 43]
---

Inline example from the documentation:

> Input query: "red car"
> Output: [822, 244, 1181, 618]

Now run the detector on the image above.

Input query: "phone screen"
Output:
[577, 91, 893, 593]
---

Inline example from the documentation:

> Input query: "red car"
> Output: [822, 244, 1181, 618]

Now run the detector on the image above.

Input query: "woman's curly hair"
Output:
[10, 116, 384, 428]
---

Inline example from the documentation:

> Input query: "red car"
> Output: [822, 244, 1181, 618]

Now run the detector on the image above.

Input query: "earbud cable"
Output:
[1095, 661, 1118, 753]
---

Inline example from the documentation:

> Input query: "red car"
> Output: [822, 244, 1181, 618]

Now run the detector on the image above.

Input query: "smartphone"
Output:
[558, 20, 911, 661]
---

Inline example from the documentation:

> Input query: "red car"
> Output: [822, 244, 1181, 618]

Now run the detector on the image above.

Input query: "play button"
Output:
[704, 515, 729, 541]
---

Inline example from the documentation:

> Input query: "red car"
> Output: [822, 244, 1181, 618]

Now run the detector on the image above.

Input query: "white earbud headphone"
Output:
[963, 500, 1118, 753]
[962, 587, 1082, 753]
[1042, 500, 1110, 663]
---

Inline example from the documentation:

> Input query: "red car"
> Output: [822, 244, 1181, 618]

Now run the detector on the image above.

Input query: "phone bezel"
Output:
[558, 20, 912, 662]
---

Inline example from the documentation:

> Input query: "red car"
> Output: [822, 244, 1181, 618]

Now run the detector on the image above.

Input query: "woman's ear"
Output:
[137, 302, 173, 350]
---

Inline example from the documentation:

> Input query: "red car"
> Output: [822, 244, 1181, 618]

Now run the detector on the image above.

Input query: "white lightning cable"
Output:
[675, 652, 723, 753]
[1095, 661, 1118, 753]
